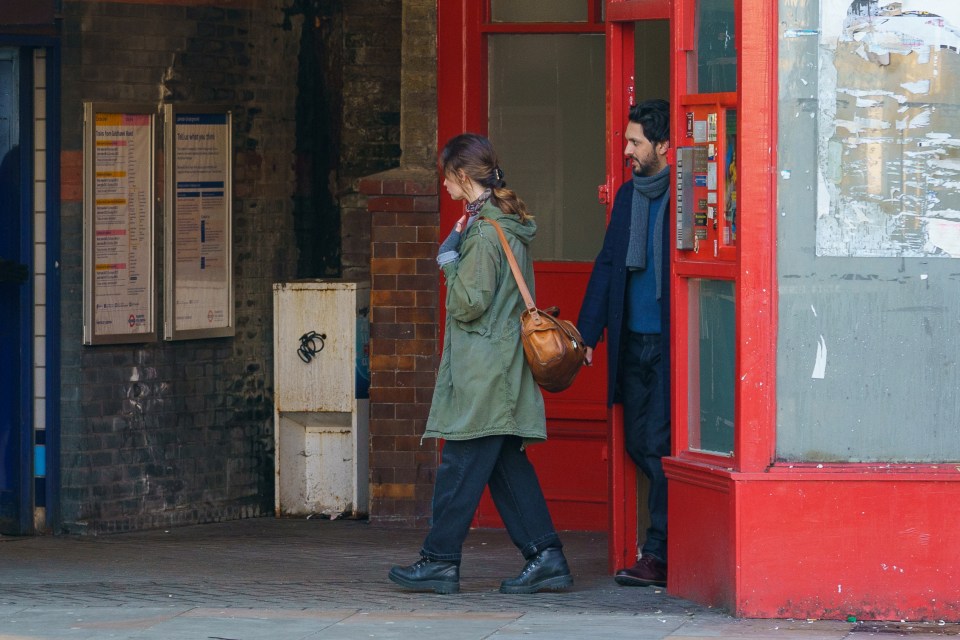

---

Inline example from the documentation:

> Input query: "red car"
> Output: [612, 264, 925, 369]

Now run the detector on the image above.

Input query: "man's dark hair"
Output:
[628, 99, 669, 145]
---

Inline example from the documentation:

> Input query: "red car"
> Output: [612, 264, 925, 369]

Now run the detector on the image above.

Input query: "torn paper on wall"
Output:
[817, 0, 960, 257]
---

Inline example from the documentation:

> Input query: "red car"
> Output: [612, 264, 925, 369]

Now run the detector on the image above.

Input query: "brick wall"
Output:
[339, 0, 402, 281]
[399, 0, 438, 169]
[53, 0, 427, 532]
[58, 0, 300, 533]
[361, 0, 440, 526]
[288, 0, 401, 280]
[360, 170, 439, 526]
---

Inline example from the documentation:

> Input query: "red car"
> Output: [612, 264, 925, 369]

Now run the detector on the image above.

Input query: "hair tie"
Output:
[494, 166, 504, 182]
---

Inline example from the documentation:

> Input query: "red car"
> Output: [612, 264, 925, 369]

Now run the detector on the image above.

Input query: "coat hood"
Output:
[479, 201, 537, 246]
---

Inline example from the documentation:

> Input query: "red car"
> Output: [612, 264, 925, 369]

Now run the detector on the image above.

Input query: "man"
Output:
[577, 99, 671, 587]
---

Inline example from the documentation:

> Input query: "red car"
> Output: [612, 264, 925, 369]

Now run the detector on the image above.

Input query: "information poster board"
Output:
[82, 103, 156, 345]
[163, 106, 234, 340]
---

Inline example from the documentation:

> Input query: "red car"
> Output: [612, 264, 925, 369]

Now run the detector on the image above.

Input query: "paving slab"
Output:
[0, 518, 907, 640]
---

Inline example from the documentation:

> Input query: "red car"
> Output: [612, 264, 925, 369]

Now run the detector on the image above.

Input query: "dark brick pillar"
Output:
[359, 168, 439, 527]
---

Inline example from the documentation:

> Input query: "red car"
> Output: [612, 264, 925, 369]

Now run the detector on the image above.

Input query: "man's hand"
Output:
[584, 346, 594, 366]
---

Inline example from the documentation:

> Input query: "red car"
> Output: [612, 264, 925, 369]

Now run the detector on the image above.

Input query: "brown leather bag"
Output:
[483, 217, 586, 393]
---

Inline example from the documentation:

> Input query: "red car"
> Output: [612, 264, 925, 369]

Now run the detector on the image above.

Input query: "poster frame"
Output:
[82, 102, 158, 345]
[163, 104, 234, 341]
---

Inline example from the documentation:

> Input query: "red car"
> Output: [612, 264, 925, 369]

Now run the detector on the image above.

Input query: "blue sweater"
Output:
[626, 191, 665, 334]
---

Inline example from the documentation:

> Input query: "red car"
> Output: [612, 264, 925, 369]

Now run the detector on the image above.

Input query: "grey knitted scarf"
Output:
[625, 166, 671, 299]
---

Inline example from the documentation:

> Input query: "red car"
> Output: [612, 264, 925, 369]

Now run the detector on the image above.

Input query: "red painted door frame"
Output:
[437, 1, 484, 177]
[666, 0, 778, 474]
[602, 0, 671, 573]
[664, 0, 778, 494]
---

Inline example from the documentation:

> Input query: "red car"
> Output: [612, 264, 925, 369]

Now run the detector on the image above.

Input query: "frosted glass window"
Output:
[491, 0, 587, 23]
[776, 0, 960, 462]
[488, 34, 605, 261]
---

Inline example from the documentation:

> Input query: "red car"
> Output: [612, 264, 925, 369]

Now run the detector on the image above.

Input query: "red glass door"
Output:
[437, 2, 671, 548]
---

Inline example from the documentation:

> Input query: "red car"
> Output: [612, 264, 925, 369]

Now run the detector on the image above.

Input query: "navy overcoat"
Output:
[577, 180, 672, 407]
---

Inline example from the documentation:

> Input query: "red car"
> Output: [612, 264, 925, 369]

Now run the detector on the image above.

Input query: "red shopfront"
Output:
[438, 0, 960, 620]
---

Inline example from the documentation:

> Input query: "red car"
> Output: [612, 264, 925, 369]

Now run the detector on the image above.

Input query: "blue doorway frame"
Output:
[0, 46, 32, 535]
[0, 39, 60, 535]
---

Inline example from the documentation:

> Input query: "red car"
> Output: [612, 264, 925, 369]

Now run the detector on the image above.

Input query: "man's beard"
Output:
[632, 154, 661, 177]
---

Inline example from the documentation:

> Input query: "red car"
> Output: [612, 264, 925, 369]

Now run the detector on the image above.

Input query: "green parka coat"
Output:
[423, 202, 546, 443]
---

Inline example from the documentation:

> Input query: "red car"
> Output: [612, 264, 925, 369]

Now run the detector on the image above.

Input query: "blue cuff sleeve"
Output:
[437, 250, 459, 266]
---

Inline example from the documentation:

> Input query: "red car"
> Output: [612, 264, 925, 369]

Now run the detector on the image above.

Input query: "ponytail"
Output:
[441, 133, 534, 222]
[491, 186, 532, 222]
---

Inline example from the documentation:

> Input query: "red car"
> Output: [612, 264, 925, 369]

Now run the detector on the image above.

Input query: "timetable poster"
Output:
[171, 112, 232, 333]
[89, 112, 154, 342]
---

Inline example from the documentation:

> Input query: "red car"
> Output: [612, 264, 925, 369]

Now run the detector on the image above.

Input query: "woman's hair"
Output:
[440, 133, 532, 221]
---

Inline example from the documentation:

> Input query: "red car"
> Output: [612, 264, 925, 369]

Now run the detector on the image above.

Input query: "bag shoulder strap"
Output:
[480, 217, 539, 320]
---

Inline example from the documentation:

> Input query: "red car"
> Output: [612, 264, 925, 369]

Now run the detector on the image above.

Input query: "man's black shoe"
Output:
[614, 553, 666, 587]
[388, 557, 460, 594]
[499, 547, 573, 594]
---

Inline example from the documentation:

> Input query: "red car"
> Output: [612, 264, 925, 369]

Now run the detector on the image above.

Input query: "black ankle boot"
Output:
[388, 557, 460, 594]
[499, 547, 573, 594]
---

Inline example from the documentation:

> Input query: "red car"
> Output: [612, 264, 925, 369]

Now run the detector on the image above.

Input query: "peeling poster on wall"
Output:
[817, 0, 960, 257]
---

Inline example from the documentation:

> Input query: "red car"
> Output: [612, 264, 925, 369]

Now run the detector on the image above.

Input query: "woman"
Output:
[388, 133, 572, 595]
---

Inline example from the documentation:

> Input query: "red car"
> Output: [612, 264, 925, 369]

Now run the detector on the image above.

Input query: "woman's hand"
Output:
[437, 214, 470, 266]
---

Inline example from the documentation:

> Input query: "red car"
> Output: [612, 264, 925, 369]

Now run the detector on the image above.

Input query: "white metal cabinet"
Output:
[273, 279, 369, 518]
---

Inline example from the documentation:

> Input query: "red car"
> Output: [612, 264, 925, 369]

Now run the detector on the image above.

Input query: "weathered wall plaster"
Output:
[777, 0, 960, 462]
[818, 0, 960, 257]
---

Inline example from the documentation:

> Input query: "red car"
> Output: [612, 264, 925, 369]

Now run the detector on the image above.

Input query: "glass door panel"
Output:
[480, 19, 608, 532]
[695, 0, 737, 93]
[687, 278, 735, 455]
[488, 33, 605, 261]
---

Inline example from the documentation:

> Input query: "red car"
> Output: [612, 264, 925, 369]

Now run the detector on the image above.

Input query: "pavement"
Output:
[0, 517, 955, 639]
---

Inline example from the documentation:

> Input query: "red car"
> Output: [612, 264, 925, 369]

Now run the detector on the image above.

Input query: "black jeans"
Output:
[421, 434, 562, 564]
[621, 332, 670, 563]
